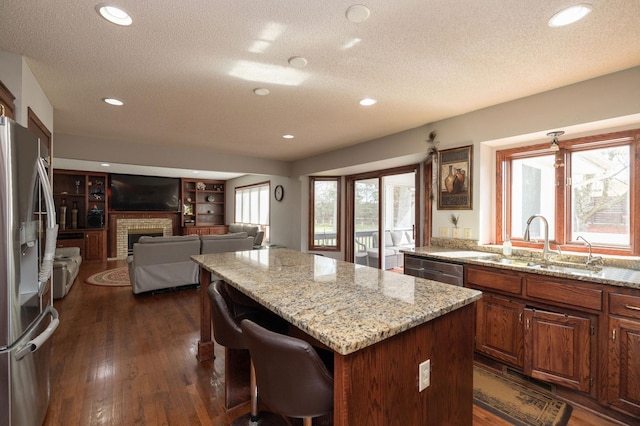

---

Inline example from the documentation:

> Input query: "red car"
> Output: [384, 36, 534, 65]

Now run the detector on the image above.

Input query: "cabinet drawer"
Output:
[526, 278, 602, 311]
[466, 266, 522, 295]
[609, 293, 640, 320]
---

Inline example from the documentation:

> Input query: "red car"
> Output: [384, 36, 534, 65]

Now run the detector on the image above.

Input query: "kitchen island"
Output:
[193, 249, 481, 425]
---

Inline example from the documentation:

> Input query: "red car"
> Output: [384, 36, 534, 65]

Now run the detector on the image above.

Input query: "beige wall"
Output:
[225, 174, 302, 250]
[0, 52, 53, 131]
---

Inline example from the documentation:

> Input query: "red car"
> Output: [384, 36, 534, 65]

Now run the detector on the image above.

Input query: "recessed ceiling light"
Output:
[288, 56, 308, 68]
[346, 4, 371, 23]
[359, 98, 377, 106]
[100, 163, 110, 167]
[253, 88, 270, 96]
[282, 134, 295, 139]
[96, 4, 132, 26]
[103, 98, 124, 106]
[548, 4, 592, 27]
[192, 170, 200, 174]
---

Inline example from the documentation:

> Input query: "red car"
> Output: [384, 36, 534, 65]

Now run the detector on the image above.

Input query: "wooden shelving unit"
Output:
[181, 179, 226, 235]
[53, 170, 108, 261]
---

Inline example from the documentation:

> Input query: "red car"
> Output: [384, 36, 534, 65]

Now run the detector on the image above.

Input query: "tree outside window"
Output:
[309, 177, 341, 251]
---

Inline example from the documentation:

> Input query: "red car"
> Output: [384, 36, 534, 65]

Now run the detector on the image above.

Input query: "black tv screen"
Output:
[109, 174, 180, 211]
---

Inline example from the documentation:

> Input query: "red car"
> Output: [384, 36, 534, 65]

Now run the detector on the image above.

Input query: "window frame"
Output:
[234, 181, 270, 239]
[497, 129, 639, 256]
[308, 176, 341, 252]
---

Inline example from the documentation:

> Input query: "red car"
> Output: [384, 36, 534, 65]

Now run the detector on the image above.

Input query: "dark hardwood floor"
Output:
[43, 259, 623, 425]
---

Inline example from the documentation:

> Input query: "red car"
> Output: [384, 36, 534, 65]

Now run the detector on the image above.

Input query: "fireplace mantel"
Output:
[108, 212, 180, 259]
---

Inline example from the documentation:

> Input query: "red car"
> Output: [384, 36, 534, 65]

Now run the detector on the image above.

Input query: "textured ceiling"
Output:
[1, 0, 639, 163]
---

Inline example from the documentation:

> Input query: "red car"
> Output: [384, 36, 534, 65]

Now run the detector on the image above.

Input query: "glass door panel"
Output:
[351, 171, 416, 270]
[382, 172, 416, 270]
[353, 178, 378, 267]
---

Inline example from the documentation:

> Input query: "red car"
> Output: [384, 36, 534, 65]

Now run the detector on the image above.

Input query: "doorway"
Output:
[347, 165, 419, 270]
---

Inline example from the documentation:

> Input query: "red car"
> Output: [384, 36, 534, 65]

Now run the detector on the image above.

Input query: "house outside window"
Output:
[235, 182, 270, 242]
[497, 129, 637, 256]
[309, 177, 341, 251]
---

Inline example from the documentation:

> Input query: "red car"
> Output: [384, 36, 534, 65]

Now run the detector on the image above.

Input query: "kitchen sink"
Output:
[475, 255, 604, 277]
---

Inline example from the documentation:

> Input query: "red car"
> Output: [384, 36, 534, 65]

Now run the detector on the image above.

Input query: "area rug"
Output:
[473, 366, 573, 426]
[85, 267, 131, 287]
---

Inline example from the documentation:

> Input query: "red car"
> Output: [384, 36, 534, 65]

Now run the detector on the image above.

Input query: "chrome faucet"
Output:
[577, 236, 603, 266]
[523, 214, 557, 261]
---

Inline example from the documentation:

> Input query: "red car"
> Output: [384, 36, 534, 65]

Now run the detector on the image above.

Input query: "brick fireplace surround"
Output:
[108, 213, 180, 259]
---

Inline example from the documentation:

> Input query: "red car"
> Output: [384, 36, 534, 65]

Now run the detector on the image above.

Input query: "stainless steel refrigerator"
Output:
[0, 115, 59, 425]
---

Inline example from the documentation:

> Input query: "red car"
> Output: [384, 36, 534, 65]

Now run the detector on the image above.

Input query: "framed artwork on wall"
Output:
[438, 145, 472, 210]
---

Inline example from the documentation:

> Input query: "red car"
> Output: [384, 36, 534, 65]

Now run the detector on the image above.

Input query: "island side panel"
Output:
[197, 265, 215, 361]
[333, 303, 476, 426]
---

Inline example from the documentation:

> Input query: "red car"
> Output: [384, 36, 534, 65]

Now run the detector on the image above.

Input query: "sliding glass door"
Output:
[349, 166, 418, 270]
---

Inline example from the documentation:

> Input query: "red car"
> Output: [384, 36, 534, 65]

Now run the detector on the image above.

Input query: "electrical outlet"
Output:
[418, 359, 430, 392]
[464, 228, 472, 239]
[439, 227, 449, 238]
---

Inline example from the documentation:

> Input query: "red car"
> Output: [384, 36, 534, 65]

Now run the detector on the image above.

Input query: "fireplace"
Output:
[127, 229, 163, 255]
[113, 216, 174, 259]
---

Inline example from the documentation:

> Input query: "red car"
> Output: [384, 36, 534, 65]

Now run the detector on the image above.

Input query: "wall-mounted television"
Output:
[109, 173, 180, 211]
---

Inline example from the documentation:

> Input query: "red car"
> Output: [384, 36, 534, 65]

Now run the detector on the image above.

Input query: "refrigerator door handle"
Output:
[14, 306, 59, 360]
[35, 157, 58, 290]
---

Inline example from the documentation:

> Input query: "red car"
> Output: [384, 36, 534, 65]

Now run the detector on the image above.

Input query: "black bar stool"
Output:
[240, 319, 334, 426]
[208, 281, 287, 425]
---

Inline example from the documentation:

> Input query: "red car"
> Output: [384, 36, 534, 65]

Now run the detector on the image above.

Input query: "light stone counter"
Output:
[407, 246, 640, 289]
[192, 248, 481, 356]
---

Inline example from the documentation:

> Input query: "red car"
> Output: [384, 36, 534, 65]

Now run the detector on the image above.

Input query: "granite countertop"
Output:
[192, 248, 481, 355]
[406, 246, 640, 289]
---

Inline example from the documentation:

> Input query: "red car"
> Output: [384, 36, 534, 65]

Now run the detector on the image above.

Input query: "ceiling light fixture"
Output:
[288, 56, 308, 68]
[547, 130, 564, 151]
[253, 88, 270, 96]
[96, 4, 133, 26]
[100, 163, 110, 167]
[548, 4, 592, 27]
[346, 4, 371, 23]
[103, 98, 124, 106]
[359, 98, 377, 106]
[282, 134, 294, 139]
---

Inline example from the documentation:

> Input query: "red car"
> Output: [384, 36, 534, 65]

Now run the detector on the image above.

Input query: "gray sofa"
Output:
[201, 232, 254, 254]
[127, 232, 254, 294]
[228, 223, 264, 248]
[53, 247, 82, 299]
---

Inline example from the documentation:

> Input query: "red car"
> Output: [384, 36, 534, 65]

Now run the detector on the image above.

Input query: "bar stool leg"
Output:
[250, 360, 259, 422]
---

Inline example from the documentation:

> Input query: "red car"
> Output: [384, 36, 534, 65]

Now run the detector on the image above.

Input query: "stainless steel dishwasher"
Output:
[404, 254, 464, 286]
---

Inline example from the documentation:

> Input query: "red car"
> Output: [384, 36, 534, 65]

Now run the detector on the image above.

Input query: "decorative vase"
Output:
[71, 201, 78, 229]
[444, 165, 455, 193]
[453, 168, 465, 194]
[59, 199, 67, 230]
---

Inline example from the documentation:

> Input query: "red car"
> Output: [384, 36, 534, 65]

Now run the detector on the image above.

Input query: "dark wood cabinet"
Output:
[524, 308, 593, 392]
[608, 292, 640, 416]
[467, 265, 597, 395]
[0, 80, 16, 120]
[53, 170, 108, 261]
[84, 230, 106, 261]
[475, 294, 525, 368]
[183, 225, 228, 236]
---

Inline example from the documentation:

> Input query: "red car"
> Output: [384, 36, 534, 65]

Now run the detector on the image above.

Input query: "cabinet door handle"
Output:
[525, 318, 530, 330]
[612, 328, 616, 341]
[624, 304, 640, 312]
[519, 313, 523, 324]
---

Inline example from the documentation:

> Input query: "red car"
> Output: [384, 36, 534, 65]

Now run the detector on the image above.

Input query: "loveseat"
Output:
[53, 247, 82, 299]
[127, 232, 254, 294]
